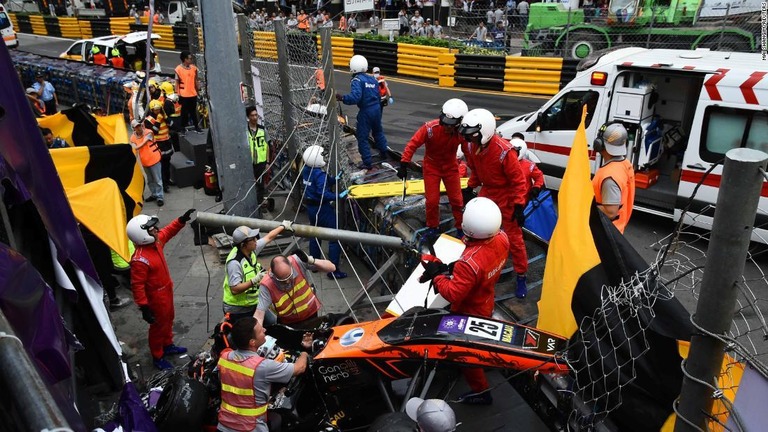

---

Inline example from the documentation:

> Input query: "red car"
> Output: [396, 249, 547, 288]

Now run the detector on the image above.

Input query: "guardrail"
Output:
[10, 13, 580, 96]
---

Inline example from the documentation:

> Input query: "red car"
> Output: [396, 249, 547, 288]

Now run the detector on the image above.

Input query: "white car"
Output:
[60, 31, 162, 72]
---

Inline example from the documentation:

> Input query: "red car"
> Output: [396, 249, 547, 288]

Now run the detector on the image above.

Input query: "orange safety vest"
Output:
[298, 13, 310, 31]
[110, 56, 125, 69]
[170, 100, 181, 117]
[175, 64, 198, 98]
[93, 53, 107, 65]
[217, 349, 268, 431]
[146, 112, 170, 142]
[131, 130, 161, 167]
[314, 68, 326, 91]
[376, 75, 388, 98]
[261, 256, 320, 324]
[592, 158, 635, 233]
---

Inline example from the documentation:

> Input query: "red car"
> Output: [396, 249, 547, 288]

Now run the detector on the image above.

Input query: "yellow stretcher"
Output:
[347, 177, 470, 199]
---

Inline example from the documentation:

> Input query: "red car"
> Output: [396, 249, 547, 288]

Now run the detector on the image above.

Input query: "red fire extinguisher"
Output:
[203, 165, 220, 196]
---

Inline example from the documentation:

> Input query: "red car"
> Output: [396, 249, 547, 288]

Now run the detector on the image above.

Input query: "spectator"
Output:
[27, 88, 46, 117]
[398, 8, 410, 35]
[517, 0, 529, 28]
[348, 13, 358, 32]
[370, 12, 381, 29]
[431, 19, 443, 38]
[297, 9, 310, 31]
[41, 128, 67, 149]
[470, 21, 487, 42]
[410, 9, 424, 32]
[494, 5, 504, 23]
[33, 71, 58, 114]
[424, 18, 433, 36]
[129, 5, 140, 24]
[506, 0, 517, 28]
[486, 7, 494, 26]
[339, 14, 347, 32]
[286, 13, 298, 29]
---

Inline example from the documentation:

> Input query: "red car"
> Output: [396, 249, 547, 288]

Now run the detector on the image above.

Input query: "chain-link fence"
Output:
[523, 2, 762, 59]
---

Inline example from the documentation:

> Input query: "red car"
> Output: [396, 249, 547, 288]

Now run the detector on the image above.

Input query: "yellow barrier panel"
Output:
[439, 77, 455, 87]
[504, 69, 562, 82]
[437, 53, 456, 65]
[59, 17, 81, 38]
[29, 15, 47, 36]
[503, 56, 564, 96]
[505, 56, 563, 69]
[396, 43, 448, 79]
[503, 82, 560, 95]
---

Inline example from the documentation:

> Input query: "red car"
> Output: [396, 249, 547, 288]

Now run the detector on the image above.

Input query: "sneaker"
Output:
[194, 129, 204, 134]
[109, 297, 131, 310]
[157, 199, 164, 207]
[145, 196, 157, 202]
[153, 357, 173, 370]
[457, 390, 493, 405]
[516, 275, 527, 299]
[327, 270, 348, 279]
[164, 344, 188, 355]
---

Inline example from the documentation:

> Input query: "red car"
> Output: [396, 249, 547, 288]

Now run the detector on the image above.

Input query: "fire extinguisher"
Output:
[203, 165, 220, 196]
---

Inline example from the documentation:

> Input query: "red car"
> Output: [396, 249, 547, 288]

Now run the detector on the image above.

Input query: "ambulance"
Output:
[497, 47, 768, 242]
[0, 4, 18, 48]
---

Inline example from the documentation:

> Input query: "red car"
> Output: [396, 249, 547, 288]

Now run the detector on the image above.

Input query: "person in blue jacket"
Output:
[336, 55, 389, 170]
[301, 145, 348, 279]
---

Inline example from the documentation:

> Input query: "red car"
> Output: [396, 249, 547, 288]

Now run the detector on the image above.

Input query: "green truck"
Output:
[523, 0, 757, 59]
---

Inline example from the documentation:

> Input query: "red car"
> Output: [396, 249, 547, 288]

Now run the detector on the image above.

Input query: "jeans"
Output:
[145, 162, 164, 200]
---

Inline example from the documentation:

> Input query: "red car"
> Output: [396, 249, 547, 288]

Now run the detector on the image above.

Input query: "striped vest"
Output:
[261, 256, 320, 324]
[217, 349, 268, 430]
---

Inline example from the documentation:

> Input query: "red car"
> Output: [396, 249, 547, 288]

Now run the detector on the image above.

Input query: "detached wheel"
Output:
[566, 31, 607, 60]
[154, 373, 209, 432]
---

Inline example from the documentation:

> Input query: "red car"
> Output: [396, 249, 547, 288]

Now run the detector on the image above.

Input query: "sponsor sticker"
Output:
[339, 327, 364, 347]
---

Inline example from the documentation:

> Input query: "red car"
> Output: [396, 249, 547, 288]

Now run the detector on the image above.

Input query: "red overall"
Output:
[434, 231, 510, 392]
[465, 135, 528, 275]
[520, 158, 545, 198]
[402, 119, 465, 229]
[130, 219, 184, 360]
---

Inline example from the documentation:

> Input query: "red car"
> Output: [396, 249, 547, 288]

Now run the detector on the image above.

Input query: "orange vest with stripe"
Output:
[217, 349, 268, 430]
[131, 130, 161, 167]
[261, 256, 320, 324]
[146, 112, 170, 142]
[592, 158, 635, 233]
[175, 64, 198, 98]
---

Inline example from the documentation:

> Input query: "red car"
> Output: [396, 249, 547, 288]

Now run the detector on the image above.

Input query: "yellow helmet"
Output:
[148, 79, 158, 88]
[160, 81, 175, 95]
[149, 99, 163, 110]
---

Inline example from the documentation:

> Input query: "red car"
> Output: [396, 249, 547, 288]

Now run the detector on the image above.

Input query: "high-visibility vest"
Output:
[170, 100, 181, 118]
[217, 349, 268, 431]
[592, 158, 635, 233]
[131, 130, 160, 167]
[222, 247, 262, 307]
[111, 241, 135, 271]
[314, 68, 326, 91]
[248, 126, 268, 164]
[146, 112, 170, 142]
[261, 256, 320, 324]
[92, 53, 107, 65]
[298, 13, 310, 31]
[376, 75, 388, 98]
[175, 64, 198, 98]
[110, 56, 125, 69]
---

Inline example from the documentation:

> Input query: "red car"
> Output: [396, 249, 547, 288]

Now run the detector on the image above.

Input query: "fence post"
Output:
[646, 7, 654, 48]
[237, 14, 255, 107]
[564, 8, 571, 58]
[674, 148, 768, 431]
[273, 20, 299, 168]
[200, 0, 258, 217]
[718, 4, 730, 50]
[320, 28, 341, 177]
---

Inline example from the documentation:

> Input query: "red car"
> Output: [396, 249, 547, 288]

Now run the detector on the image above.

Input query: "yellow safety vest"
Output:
[222, 247, 262, 307]
[248, 126, 268, 165]
[111, 241, 136, 270]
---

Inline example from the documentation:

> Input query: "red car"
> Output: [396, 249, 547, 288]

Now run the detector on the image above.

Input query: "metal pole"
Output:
[564, 8, 571, 58]
[717, 4, 730, 50]
[196, 211, 407, 249]
[646, 7, 654, 48]
[274, 21, 299, 165]
[674, 148, 768, 432]
[237, 14, 255, 106]
[186, 8, 197, 55]
[200, 0, 258, 217]
[0, 311, 71, 431]
[320, 28, 342, 179]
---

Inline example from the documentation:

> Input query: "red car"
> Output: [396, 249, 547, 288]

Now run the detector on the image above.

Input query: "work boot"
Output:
[515, 275, 527, 299]
[327, 270, 348, 280]
[145, 196, 157, 202]
[163, 344, 188, 356]
[457, 390, 493, 405]
[157, 199, 164, 207]
[109, 297, 131, 310]
[153, 357, 173, 370]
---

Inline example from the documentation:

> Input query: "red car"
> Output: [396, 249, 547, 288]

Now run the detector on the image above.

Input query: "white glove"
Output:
[281, 220, 294, 233]
[250, 271, 267, 287]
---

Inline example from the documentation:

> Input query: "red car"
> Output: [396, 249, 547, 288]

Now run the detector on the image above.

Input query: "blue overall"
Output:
[301, 165, 341, 267]
[342, 73, 388, 167]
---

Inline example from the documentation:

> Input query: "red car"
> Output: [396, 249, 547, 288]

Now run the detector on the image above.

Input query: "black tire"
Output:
[566, 31, 608, 60]
[154, 373, 209, 432]
[697, 34, 753, 53]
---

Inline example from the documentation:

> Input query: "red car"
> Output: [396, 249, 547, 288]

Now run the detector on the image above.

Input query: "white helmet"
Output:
[127, 214, 159, 245]
[461, 197, 501, 240]
[510, 137, 527, 160]
[349, 55, 368, 74]
[302, 145, 326, 168]
[459, 108, 496, 145]
[456, 146, 464, 160]
[440, 98, 468, 126]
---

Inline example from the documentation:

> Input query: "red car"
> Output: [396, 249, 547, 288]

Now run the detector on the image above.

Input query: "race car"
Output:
[161, 307, 569, 431]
